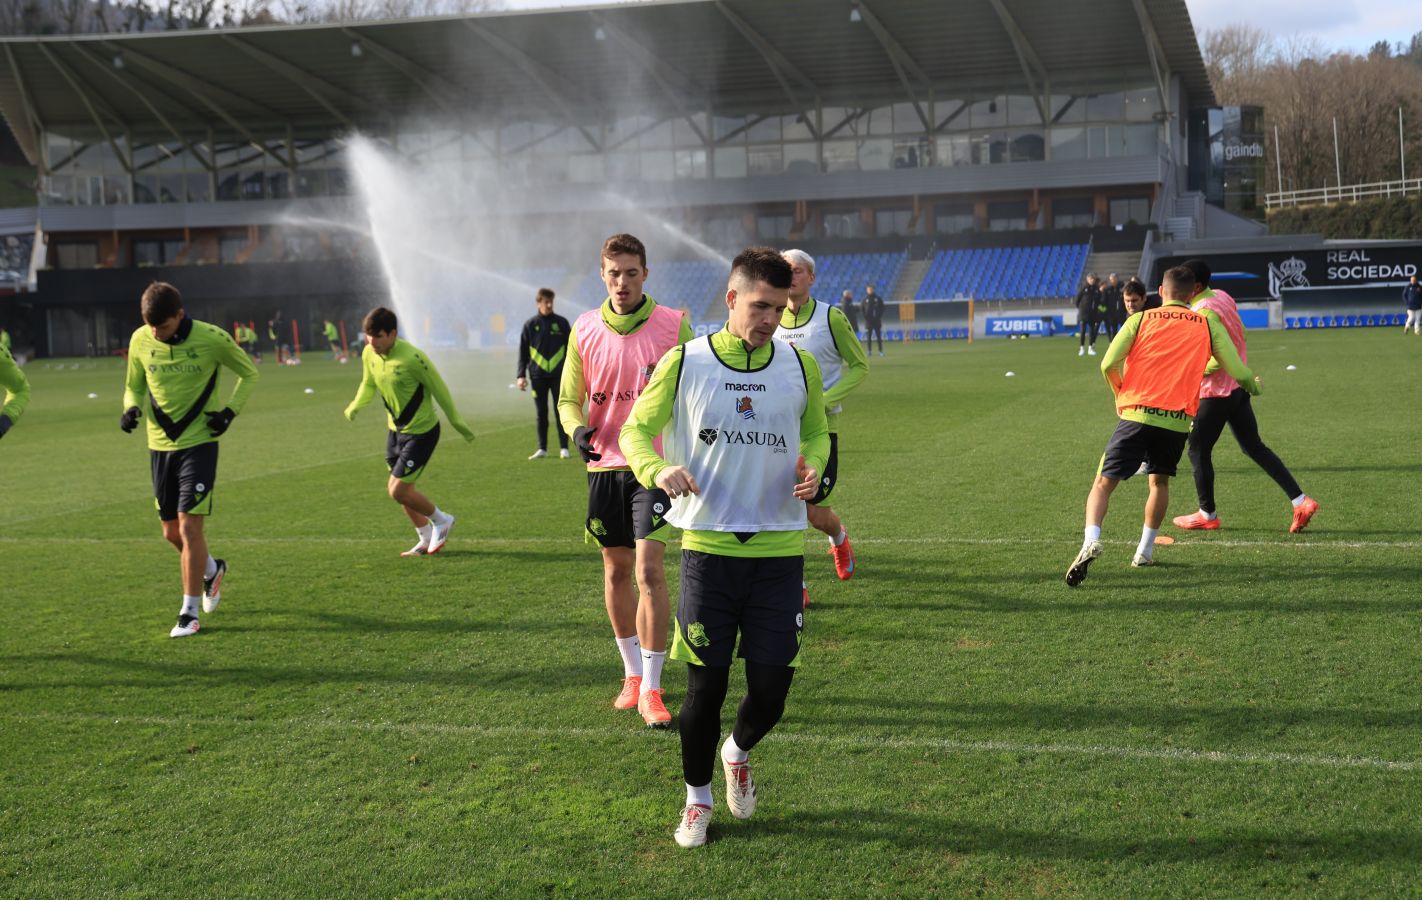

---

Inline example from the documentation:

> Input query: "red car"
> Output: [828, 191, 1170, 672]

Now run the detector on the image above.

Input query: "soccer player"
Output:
[515, 287, 571, 460]
[1065, 266, 1258, 586]
[0, 338, 30, 442]
[777, 249, 869, 605]
[323, 319, 342, 360]
[120, 282, 259, 637]
[558, 233, 692, 728]
[344, 306, 473, 557]
[1076, 273, 1103, 357]
[1171, 259, 1318, 534]
[621, 247, 829, 849]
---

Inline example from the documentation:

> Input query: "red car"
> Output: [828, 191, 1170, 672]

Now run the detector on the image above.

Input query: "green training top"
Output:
[1098, 298, 1255, 434]
[123, 317, 259, 451]
[1, 343, 30, 424]
[345, 337, 474, 440]
[557, 294, 695, 471]
[621, 326, 830, 558]
[779, 296, 870, 430]
[323, 321, 339, 341]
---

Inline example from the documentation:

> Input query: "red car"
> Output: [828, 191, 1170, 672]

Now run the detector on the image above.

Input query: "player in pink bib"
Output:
[558, 234, 693, 728]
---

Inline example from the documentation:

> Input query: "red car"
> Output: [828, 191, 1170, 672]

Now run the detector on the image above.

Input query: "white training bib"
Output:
[775, 299, 844, 415]
[663, 337, 808, 533]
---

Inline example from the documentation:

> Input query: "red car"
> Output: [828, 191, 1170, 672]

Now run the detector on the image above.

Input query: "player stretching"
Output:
[1172, 259, 1318, 533]
[558, 234, 692, 728]
[120, 282, 259, 637]
[1065, 266, 1257, 586]
[0, 339, 30, 442]
[344, 307, 473, 557]
[622, 247, 828, 848]
[777, 249, 869, 606]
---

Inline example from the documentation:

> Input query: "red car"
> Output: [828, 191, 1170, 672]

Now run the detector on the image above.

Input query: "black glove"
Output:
[573, 425, 602, 463]
[205, 407, 236, 437]
[0, 414, 11, 439]
[120, 406, 142, 433]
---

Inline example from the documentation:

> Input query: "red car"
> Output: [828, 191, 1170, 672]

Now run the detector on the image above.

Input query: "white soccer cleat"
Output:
[428, 513, 455, 554]
[1078, 346, 1085, 357]
[559, 448, 570, 459]
[674, 804, 712, 848]
[169, 615, 201, 638]
[1131, 553, 1155, 568]
[202, 559, 226, 614]
[528, 449, 547, 460]
[1087, 346, 1097, 356]
[400, 542, 429, 558]
[723, 758, 757, 820]
[1064, 540, 1103, 587]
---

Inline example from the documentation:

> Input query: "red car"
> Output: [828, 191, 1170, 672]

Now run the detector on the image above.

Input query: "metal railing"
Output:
[1265, 177, 1422, 209]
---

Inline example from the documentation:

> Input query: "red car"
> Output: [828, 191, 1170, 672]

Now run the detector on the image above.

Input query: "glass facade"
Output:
[37, 76, 1166, 208]
[1188, 105, 1266, 219]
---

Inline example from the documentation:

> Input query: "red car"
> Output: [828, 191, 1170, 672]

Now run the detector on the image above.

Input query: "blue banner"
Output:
[986, 316, 1064, 337]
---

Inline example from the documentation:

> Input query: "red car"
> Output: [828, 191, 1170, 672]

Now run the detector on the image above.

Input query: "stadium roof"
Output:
[0, 0, 1215, 166]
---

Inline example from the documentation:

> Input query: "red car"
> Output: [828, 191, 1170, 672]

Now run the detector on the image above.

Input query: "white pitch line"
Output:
[6, 712, 1419, 774]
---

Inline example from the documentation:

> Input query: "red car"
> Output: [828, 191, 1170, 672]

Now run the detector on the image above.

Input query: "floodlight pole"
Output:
[1400, 106, 1406, 183]
[1273, 124, 1282, 198]
[1332, 117, 1342, 200]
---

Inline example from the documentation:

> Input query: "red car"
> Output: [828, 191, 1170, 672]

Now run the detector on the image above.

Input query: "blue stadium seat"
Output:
[1285, 317, 1299, 329]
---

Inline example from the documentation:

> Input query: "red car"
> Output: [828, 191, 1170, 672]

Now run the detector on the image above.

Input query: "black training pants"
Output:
[531, 374, 567, 451]
[1079, 317, 1101, 347]
[1188, 388, 1302, 514]
[867, 322, 883, 353]
[679, 662, 795, 787]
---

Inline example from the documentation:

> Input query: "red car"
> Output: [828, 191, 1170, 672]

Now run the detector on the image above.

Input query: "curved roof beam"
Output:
[855, 0, 931, 130]
[35, 43, 132, 174]
[1130, 0, 1172, 118]
[221, 35, 374, 130]
[71, 42, 214, 172]
[590, 11, 710, 143]
[2, 45, 44, 169]
[714, 1, 819, 125]
[987, 0, 1049, 123]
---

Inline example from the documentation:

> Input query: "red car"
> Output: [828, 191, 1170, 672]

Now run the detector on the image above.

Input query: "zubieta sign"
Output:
[986, 315, 1064, 336]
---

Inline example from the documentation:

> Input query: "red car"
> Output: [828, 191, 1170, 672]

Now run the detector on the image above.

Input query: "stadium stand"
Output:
[811, 251, 910, 308]
[915, 244, 1089, 301]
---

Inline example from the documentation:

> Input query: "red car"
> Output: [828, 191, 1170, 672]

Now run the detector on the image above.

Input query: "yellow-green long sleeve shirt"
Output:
[345, 338, 474, 440]
[123, 317, 259, 451]
[1, 344, 29, 424]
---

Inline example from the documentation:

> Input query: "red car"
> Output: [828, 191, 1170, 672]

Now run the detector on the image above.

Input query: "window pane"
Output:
[1123, 123, 1159, 156]
[1086, 91, 1124, 121]
[858, 138, 892, 170]
[783, 143, 817, 175]
[1051, 127, 1086, 160]
[935, 135, 972, 167]
[822, 140, 857, 173]
[748, 144, 781, 177]
[1007, 93, 1041, 126]
[713, 146, 747, 178]
[971, 96, 1006, 128]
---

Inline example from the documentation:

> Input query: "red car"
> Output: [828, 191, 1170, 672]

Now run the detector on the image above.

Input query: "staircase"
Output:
[1084, 250, 1145, 283]
[891, 257, 932, 302]
[1163, 191, 1205, 241]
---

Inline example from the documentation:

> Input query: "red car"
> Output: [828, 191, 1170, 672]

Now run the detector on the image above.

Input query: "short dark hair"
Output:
[1162, 266, 1196, 299]
[1181, 258, 1212, 288]
[601, 233, 647, 269]
[363, 306, 398, 334]
[730, 246, 793, 291]
[140, 281, 183, 325]
[1123, 278, 1146, 297]
[537, 288, 555, 301]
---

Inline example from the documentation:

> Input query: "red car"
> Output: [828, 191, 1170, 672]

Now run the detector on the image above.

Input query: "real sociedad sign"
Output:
[1157, 245, 1422, 301]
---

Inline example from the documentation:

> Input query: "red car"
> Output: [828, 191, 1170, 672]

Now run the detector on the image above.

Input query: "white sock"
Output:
[204, 556, 217, 579]
[1137, 525, 1158, 560]
[829, 528, 846, 547]
[1291, 494, 1308, 508]
[1198, 509, 1218, 521]
[685, 782, 713, 808]
[181, 594, 201, 618]
[721, 734, 749, 765]
[431, 507, 450, 525]
[1084, 524, 1102, 545]
[616, 635, 642, 677]
[640, 650, 665, 694]
[415, 523, 433, 545]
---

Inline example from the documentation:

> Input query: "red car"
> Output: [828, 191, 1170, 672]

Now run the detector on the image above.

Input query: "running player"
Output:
[515, 287, 572, 460]
[345, 306, 472, 557]
[777, 249, 869, 605]
[558, 233, 692, 728]
[621, 246, 829, 848]
[1172, 259, 1318, 533]
[120, 282, 259, 637]
[1065, 266, 1258, 586]
[0, 338, 30, 442]
[324, 319, 342, 360]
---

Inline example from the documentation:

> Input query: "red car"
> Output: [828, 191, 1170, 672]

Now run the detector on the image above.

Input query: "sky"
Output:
[1185, 0, 1419, 54]
[500, 0, 1420, 57]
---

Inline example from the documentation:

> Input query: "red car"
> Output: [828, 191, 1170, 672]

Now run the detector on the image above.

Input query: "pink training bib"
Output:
[574, 302, 684, 469]
[1194, 288, 1248, 399]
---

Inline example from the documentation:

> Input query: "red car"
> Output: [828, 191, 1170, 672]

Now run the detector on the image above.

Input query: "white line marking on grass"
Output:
[8, 712, 1420, 774]
[848, 536, 1422, 550]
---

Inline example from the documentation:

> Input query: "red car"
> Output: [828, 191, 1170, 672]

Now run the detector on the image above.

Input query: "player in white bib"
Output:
[622, 247, 830, 849]
[776, 249, 870, 607]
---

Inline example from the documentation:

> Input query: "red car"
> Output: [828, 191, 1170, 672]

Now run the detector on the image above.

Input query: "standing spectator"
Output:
[1403, 275, 1422, 335]
[840, 289, 860, 335]
[515, 287, 572, 460]
[863, 285, 885, 357]
[1102, 273, 1125, 339]
[1076, 273, 1103, 357]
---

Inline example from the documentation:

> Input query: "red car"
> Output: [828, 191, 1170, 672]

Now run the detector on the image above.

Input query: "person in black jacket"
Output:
[1102, 273, 1125, 339]
[1403, 275, 1421, 335]
[1076, 273, 1103, 357]
[516, 288, 572, 459]
[863, 285, 885, 356]
[840, 289, 860, 335]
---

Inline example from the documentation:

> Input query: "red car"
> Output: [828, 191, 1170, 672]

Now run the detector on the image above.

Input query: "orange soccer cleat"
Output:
[613, 675, 642, 710]
[1172, 511, 1221, 530]
[1290, 497, 1319, 533]
[638, 689, 672, 729]
[828, 533, 856, 580]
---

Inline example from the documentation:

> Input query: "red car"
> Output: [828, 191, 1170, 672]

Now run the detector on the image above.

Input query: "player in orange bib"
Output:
[1065, 266, 1259, 587]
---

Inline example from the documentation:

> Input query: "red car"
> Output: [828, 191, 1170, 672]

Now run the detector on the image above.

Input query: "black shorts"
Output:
[150, 441, 219, 520]
[1098, 419, 1188, 480]
[386, 424, 440, 483]
[586, 470, 672, 548]
[809, 432, 839, 505]
[671, 551, 805, 668]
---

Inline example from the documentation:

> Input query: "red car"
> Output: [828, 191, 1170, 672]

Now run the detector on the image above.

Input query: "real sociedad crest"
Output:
[737, 396, 756, 420]
[1267, 256, 1309, 300]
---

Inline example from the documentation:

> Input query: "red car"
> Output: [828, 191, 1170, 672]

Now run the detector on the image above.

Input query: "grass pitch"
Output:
[2, 329, 1421, 897]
